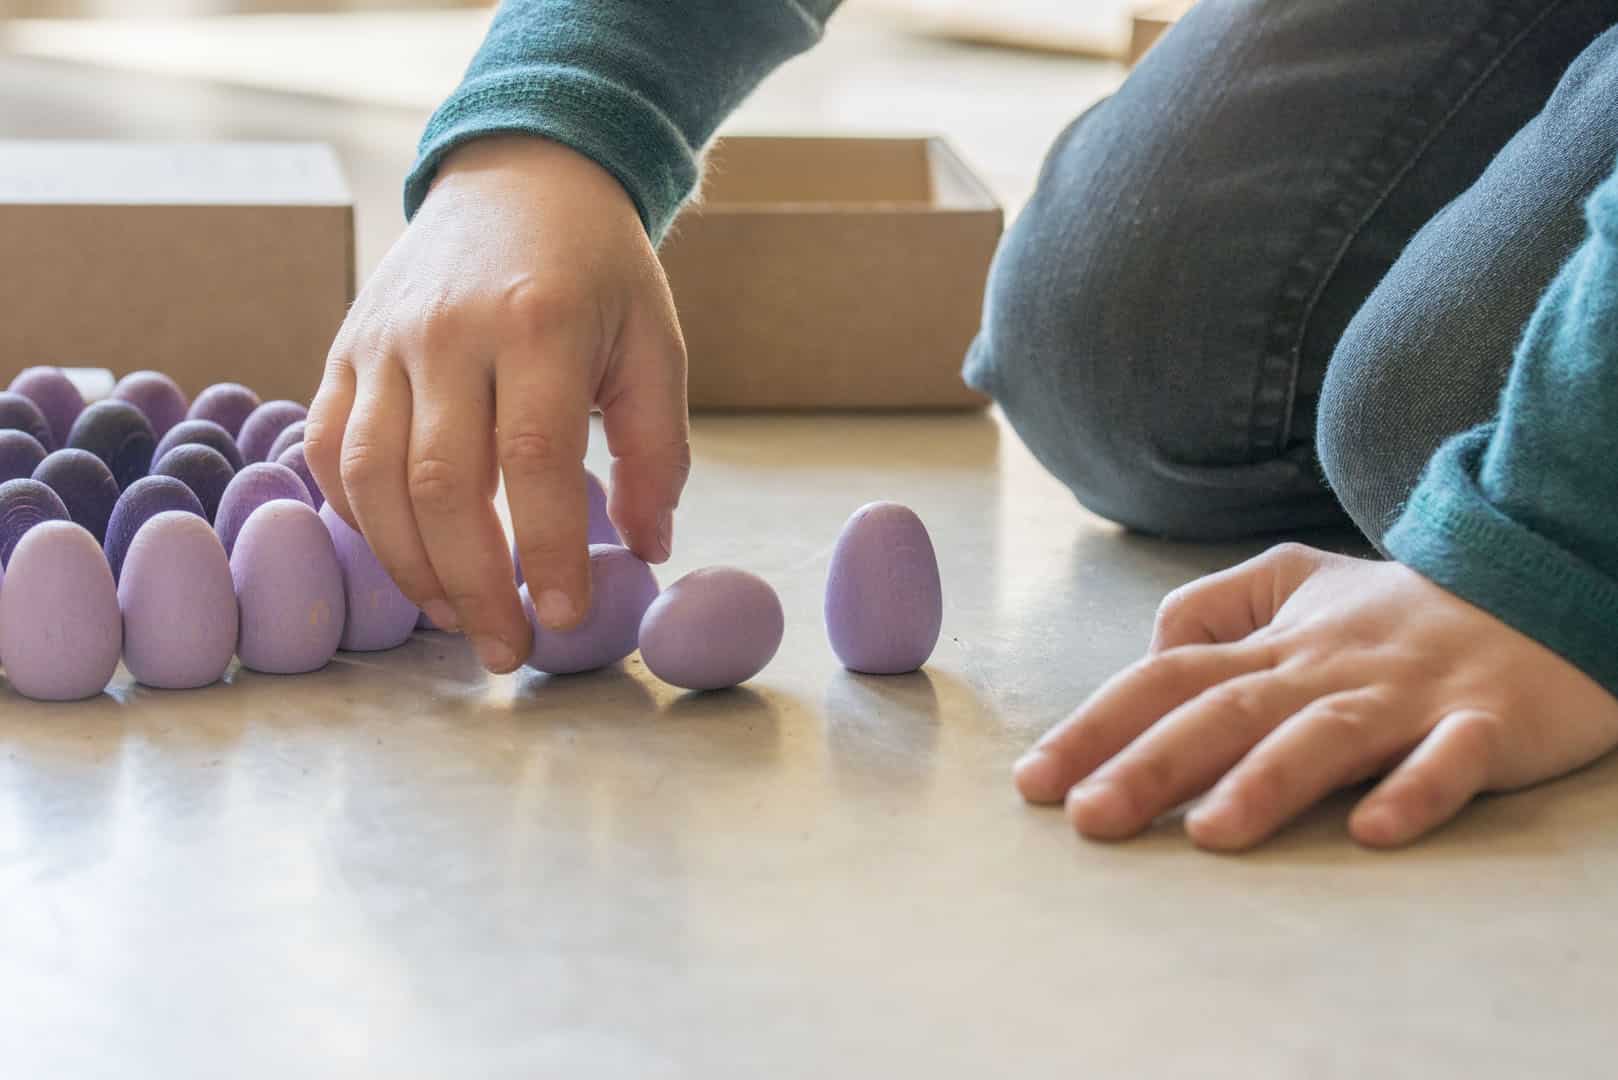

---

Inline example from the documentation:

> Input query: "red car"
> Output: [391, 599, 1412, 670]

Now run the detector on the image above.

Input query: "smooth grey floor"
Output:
[3, 40, 1617, 1080]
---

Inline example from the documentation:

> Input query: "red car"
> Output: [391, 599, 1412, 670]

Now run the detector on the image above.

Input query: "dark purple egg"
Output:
[111, 370, 190, 441]
[187, 382, 261, 438]
[152, 418, 244, 473]
[214, 461, 312, 557]
[274, 442, 323, 509]
[519, 544, 659, 675]
[513, 468, 619, 586]
[0, 430, 47, 482]
[0, 390, 56, 452]
[66, 399, 156, 491]
[266, 420, 307, 465]
[103, 475, 206, 582]
[639, 567, 784, 691]
[152, 442, 236, 524]
[824, 502, 942, 675]
[32, 448, 121, 544]
[0, 477, 70, 567]
[237, 400, 308, 465]
[8, 367, 85, 448]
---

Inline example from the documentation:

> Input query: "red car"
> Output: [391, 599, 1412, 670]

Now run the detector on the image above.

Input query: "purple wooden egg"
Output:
[187, 382, 260, 438]
[104, 475, 206, 582]
[319, 502, 417, 652]
[214, 462, 312, 557]
[513, 468, 619, 586]
[32, 449, 120, 544]
[0, 478, 70, 567]
[230, 499, 344, 675]
[152, 418, 244, 473]
[639, 567, 783, 691]
[265, 421, 307, 465]
[824, 502, 942, 675]
[416, 608, 441, 631]
[0, 390, 56, 452]
[0, 520, 121, 700]
[0, 430, 47, 482]
[237, 400, 308, 465]
[111, 370, 189, 441]
[274, 442, 323, 509]
[152, 443, 236, 524]
[66, 399, 156, 490]
[118, 510, 238, 689]
[519, 544, 658, 675]
[8, 367, 84, 448]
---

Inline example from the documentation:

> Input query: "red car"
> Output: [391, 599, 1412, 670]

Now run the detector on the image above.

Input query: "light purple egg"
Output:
[824, 501, 942, 675]
[103, 475, 206, 582]
[274, 442, 323, 509]
[0, 430, 47, 482]
[111, 370, 189, 441]
[639, 567, 783, 691]
[152, 442, 236, 524]
[8, 367, 85, 448]
[319, 501, 418, 652]
[520, 544, 658, 675]
[32, 449, 120, 544]
[187, 382, 261, 439]
[230, 499, 344, 674]
[265, 421, 307, 465]
[153, 418, 244, 472]
[512, 468, 620, 586]
[118, 510, 238, 689]
[66, 399, 156, 491]
[416, 608, 438, 631]
[214, 462, 313, 557]
[0, 520, 121, 700]
[0, 391, 56, 452]
[0, 478, 70, 567]
[237, 400, 308, 465]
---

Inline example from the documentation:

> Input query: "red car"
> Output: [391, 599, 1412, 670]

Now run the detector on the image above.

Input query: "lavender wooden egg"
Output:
[824, 502, 942, 675]
[111, 370, 189, 441]
[639, 567, 783, 691]
[118, 510, 238, 689]
[66, 399, 156, 490]
[0, 478, 70, 567]
[513, 468, 620, 586]
[152, 418, 244, 472]
[214, 462, 313, 557]
[266, 421, 307, 465]
[152, 443, 236, 524]
[230, 499, 344, 674]
[520, 544, 658, 675]
[32, 449, 120, 544]
[237, 400, 308, 465]
[0, 520, 121, 700]
[0, 390, 56, 452]
[319, 502, 417, 652]
[0, 430, 47, 482]
[187, 382, 260, 438]
[274, 442, 323, 509]
[104, 475, 206, 582]
[8, 367, 84, 448]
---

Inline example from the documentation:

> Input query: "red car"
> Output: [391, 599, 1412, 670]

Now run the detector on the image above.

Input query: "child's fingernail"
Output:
[654, 511, 674, 562]
[536, 588, 577, 630]
[472, 635, 516, 672]
[1013, 749, 1062, 800]
[1353, 805, 1402, 845]
[423, 598, 458, 632]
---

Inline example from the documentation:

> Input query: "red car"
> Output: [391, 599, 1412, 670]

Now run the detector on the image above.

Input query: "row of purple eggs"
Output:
[0, 368, 943, 701]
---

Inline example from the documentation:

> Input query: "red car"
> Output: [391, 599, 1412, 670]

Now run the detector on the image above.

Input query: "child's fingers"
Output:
[1149, 542, 1327, 653]
[304, 353, 358, 527]
[1063, 667, 1321, 841]
[1347, 710, 1501, 849]
[1013, 641, 1277, 806]
[601, 310, 690, 565]
[1187, 690, 1417, 851]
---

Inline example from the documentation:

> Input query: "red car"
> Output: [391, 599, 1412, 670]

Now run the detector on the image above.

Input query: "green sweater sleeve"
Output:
[404, 0, 843, 243]
[1385, 159, 1618, 698]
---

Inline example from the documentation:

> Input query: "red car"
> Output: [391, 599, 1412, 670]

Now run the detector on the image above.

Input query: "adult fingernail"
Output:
[536, 588, 577, 630]
[654, 511, 673, 562]
[423, 598, 459, 632]
[472, 635, 516, 672]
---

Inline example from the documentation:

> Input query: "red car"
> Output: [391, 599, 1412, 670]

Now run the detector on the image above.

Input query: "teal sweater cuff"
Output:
[1385, 427, 1618, 699]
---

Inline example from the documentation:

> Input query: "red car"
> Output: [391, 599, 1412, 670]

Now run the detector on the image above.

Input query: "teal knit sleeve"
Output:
[403, 0, 843, 244]
[1385, 159, 1618, 698]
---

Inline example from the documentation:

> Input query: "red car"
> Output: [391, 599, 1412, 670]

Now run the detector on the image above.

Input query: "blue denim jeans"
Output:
[964, 0, 1618, 548]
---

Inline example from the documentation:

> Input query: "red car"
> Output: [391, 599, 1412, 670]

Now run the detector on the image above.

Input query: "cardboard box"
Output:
[659, 136, 1002, 410]
[1129, 1, 1193, 64]
[0, 142, 353, 403]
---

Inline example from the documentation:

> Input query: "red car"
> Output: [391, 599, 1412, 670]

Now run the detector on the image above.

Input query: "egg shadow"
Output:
[508, 663, 659, 721]
[660, 685, 785, 767]
[823, 668, 941, 789]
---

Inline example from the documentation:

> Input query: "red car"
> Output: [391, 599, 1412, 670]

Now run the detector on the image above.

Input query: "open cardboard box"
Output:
[0, 141, 354, 404]
[660, 135, 1003, 410]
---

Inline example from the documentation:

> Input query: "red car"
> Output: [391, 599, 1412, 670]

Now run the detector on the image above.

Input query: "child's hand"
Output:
[1014, 544, 1618, 850]
[305, 136, 690, 673]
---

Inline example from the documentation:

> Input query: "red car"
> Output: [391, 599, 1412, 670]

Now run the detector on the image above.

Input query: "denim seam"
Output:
[1250, 0, 1569, 457]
